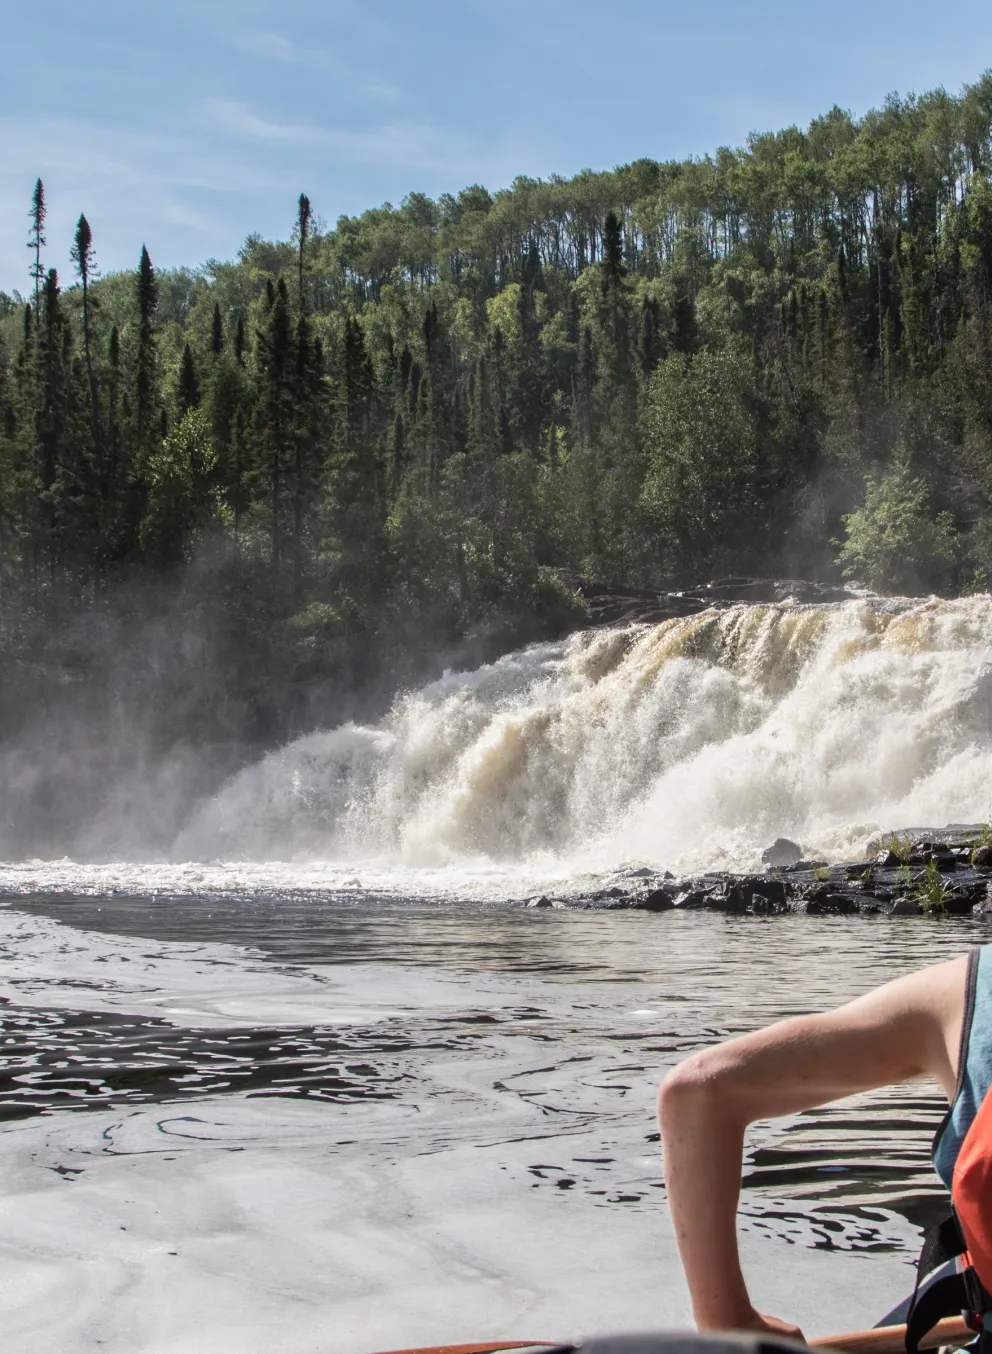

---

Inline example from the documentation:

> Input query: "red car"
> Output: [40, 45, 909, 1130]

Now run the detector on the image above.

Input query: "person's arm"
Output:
[657, 955, 969, 1338]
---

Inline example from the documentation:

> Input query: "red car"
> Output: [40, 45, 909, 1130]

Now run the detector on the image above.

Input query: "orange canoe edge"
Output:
[367, 1343, 559, 1354]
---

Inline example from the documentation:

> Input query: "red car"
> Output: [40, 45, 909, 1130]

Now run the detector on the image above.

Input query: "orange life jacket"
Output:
[906, 950, 992, 1354]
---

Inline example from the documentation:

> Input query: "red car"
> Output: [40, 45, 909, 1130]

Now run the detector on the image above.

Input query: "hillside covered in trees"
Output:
[3, 75, 992, 853]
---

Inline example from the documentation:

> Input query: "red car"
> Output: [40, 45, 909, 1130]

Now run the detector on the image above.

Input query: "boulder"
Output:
[921, 852, 958, 872]
[973, 845, 992, 869]
[791, 891, 860, 915]
[942, 892, 976, 916]
[761, 837, 803, 868]
[672, 888, 718, 910]
[890, 898, 923, 916]
[873, 849, 902, 868]
[630, 888, 675, 912]
[527, 895, 554, 909]
[723, 877, 789, 914]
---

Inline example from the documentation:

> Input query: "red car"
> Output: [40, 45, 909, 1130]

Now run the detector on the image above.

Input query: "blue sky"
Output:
[3, 0, 992, 294]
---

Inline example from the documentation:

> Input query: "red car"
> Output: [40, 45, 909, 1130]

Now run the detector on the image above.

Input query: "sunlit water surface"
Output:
[2, 893, 980, 1258]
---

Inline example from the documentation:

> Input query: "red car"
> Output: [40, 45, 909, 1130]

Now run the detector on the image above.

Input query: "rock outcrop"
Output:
[523, 825, 992, 919]
[565, 574, 858, 630]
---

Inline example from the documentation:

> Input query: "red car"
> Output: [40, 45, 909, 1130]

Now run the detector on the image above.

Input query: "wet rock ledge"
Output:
[524, 827, 992, 918]
[567, 574, 855, 628]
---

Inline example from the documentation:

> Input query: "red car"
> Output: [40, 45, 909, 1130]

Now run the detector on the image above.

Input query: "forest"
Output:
[3, 76, 992, 852]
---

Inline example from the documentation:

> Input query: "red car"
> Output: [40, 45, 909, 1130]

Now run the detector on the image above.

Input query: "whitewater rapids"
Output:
[5, 593, 992, 899]
[174, 594, 992, 875]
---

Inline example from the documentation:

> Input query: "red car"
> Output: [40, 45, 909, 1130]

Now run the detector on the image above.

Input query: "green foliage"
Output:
[140, 408, 220, 566]
[913, 859, 949, 914]
[837, 474, 958, 594]
[641, 342, 767, 578]
[879, 831, 914, 862]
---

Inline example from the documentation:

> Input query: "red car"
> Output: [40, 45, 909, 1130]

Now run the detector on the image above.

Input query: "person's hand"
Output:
[735, 1310, 806, 1344]
[698, 1308, 805, 1344]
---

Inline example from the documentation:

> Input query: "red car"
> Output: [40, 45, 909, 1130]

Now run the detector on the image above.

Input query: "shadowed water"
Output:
[3, 892, 982, 1259]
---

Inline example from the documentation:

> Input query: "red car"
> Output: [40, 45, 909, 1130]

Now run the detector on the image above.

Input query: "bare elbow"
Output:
[657, 1052, 721, 1120]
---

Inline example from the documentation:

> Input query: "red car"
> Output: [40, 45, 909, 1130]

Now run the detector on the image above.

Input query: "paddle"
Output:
[810, 1316, 974, 1354]
[371, 1316, 976, 1354]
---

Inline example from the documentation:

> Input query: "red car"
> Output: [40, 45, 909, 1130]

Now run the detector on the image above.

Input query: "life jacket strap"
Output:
[905, 1271, 972, 1354]
[916, 1214, 968, 1284]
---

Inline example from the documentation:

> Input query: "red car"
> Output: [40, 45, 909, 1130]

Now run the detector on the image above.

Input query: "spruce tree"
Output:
[296, 193, 312, 310]
[638, 297, 665, 378]
[35, 269, 73, 572]
[70, 214, 100, 460]
[253, 277, 294, 573]
[134, 245, 159, 462]
[211, 303, 224, 356]
[601, 210, 627, 294]
[101, 325, 123, 557]
[27, 180, 46, 314]
[177, 343, 201, 417]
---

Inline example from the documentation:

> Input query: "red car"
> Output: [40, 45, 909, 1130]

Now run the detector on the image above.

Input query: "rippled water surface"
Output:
[3, 893, 983, 1260]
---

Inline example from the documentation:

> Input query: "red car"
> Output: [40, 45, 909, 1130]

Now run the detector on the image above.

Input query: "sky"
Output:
[3, 0, 992, 295]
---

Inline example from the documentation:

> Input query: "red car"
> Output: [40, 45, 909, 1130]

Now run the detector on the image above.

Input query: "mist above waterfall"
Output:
[171, 595, 992, 880]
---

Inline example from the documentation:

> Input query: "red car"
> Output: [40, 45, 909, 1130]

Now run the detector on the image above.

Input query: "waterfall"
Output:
[176, 595, 992, 876]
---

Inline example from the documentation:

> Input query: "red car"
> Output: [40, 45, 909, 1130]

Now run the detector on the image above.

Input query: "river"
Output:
[3, 594, 992, 1352]
[0, 890, 982, 1354]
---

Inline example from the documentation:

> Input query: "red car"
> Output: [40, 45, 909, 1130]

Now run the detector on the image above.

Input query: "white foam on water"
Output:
[164, 594, 992, 883]
[5, 594, 992, 896]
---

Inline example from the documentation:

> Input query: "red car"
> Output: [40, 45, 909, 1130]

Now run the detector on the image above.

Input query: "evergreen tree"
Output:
[27, 180, 46, 313]
[177, 343, 201, 417]
[601, 210, 626, 294]
[296, 193, 312, 311]
[253, 277, 294, 574]
[134, 245, 159, 463]
[211, 303, 224, 356]
[70, 214, 100, 458]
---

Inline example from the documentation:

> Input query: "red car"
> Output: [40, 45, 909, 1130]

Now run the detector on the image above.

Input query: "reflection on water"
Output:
[4, 893, 985, 1259]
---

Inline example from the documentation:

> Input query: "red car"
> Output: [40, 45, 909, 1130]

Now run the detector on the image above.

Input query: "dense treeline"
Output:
[3, 77, 992, 852]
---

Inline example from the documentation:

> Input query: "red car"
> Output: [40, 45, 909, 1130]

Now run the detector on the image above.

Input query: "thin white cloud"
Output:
[205, 98, 297, 142]
[234, 31, 301, 63]
[202, 97, 482, 174]
[230, 27, 401, 101]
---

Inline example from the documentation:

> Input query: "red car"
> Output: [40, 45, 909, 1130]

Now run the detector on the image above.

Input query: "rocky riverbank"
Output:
[569, 573, 856, 628]
[526, 826, 992, 917]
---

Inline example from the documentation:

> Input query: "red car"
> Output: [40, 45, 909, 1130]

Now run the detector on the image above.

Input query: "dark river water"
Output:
[1, 893, 981, 1262]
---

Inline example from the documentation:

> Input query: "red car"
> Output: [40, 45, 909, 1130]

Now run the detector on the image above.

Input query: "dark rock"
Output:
[624, 867, 656, 879]
[629, 888, 675, 912]
[973, 845, 992, 869]
[748, 892, 790, 916]
[890, 898, 923, 916]
[942, 892, 976, 916]
[792, 890, 860, 915]
[873, 849, 902, 868]
[919, 850, 958, 872]
[723, 877, 789, 914]
[975, 885, 992, 915]
[672, 888, 718, 910]
[761, 837, 803, 867]
[527, 896, 554, 909]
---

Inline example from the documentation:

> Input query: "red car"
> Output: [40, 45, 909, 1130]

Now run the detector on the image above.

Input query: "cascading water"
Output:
[175, 594, 992, 881]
